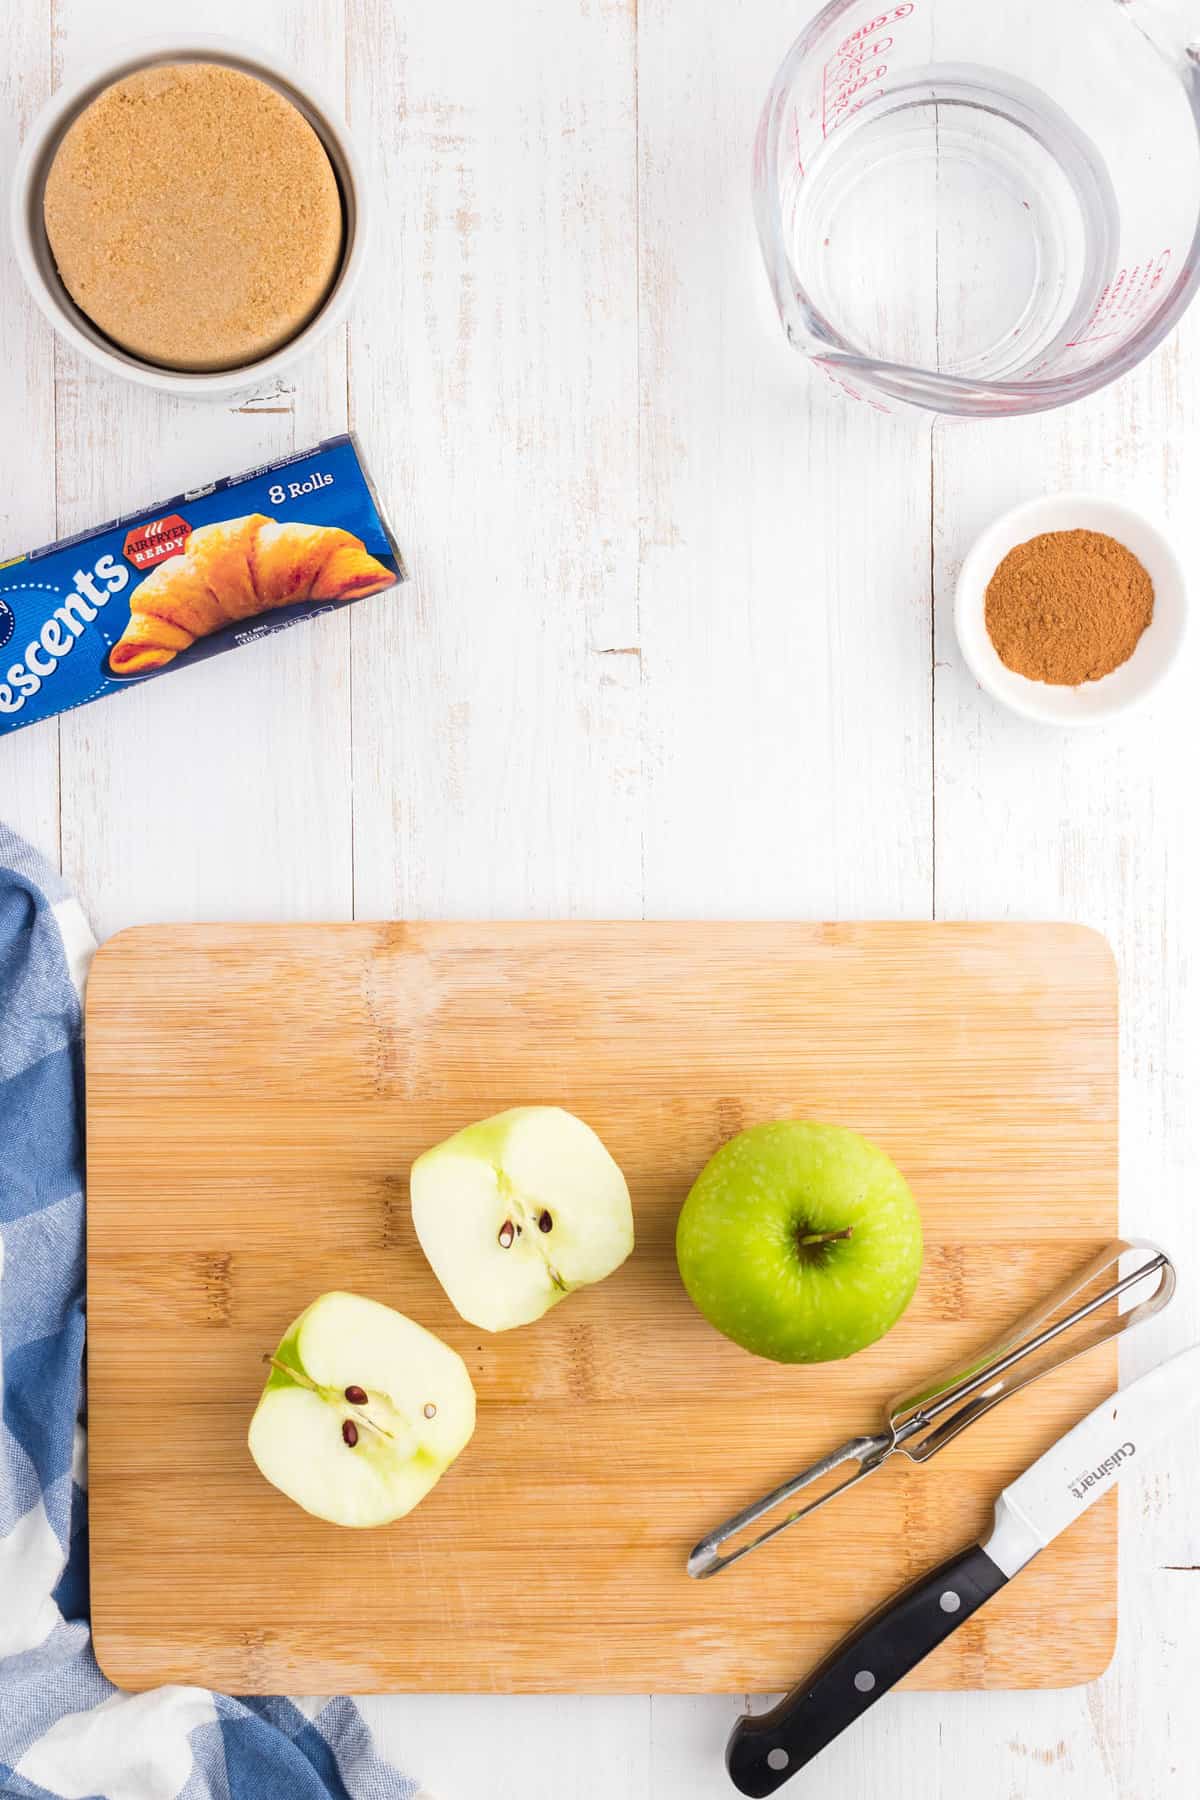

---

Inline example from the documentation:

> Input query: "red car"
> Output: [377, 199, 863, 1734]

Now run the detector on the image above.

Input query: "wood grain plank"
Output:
[932, 248, 1200, 1800]
[46, 0, 354, 940]
[86, 921, 1116, 1694]
[635, 0, 935, 921]
[345, 0, 642, 921]
[0, 6, 60, 861]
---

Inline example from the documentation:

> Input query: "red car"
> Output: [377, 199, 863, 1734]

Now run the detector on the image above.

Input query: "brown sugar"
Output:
[984, 528, 1154, 686]
[44, 62, 343, 372]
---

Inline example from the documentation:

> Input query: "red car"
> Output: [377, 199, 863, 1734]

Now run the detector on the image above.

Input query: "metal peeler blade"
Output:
[687, 1238, 1174, 1579]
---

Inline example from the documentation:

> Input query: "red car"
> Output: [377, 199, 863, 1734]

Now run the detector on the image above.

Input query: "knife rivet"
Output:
[854, 1670, 875, 1693]
[939, 1590, 961, 1613]
[767, 1749, 789, 1772]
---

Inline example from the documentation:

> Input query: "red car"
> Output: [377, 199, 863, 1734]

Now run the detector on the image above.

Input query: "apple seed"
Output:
[423, 1402, 437, 1419]
[538, 1209, 553, 1233]
[342, 1419, 359, 1448]
[498, 1220, 516, 1248]
[344, 1385, 368, 1404]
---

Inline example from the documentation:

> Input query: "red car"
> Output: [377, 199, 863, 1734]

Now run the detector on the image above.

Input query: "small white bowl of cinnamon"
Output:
[955, 495, 1188, 727]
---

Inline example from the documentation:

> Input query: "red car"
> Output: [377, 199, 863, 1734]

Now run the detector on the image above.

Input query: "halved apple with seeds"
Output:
[411, 1106, 634, 1332]
[248, 1291, 475, 1527]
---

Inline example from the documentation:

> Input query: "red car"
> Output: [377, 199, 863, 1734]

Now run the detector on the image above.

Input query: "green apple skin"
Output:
[410, 1106, 634, 1332]
[675, 1121, 922, 1363]
[248, 1291, 475, 1527]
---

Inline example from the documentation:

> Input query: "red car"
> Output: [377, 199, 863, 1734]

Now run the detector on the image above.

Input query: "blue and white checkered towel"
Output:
[0, 825, 422, 1800]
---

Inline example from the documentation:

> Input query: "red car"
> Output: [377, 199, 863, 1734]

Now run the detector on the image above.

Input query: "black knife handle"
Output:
[726, 1543, 1008, 1796]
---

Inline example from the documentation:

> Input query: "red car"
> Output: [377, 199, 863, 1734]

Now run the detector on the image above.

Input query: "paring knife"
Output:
[726, 1340, 1200, 1796]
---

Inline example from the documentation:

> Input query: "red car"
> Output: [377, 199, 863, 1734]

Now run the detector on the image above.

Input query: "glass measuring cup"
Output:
[754, 1, 1200, 416]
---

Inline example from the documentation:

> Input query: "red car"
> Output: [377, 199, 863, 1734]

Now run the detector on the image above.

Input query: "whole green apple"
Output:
[675, 1120, 922, 1363]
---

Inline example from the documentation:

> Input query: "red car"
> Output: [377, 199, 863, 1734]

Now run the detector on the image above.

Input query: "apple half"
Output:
[410, 1106, 634, 1331]
[248, 1291, 476, 1526]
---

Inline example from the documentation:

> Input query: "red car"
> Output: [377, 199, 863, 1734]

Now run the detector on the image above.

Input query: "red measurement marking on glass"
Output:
[1065, 249, 1173, 348]
[818, 362, 895, 414]
[821, 3, 915, 140]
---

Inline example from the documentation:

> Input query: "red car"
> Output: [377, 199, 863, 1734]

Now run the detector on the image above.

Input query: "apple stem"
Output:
[798, 1226, 854, 1247]
[262, 1354, 395, 1442]
[264, 1354, 316, 1390]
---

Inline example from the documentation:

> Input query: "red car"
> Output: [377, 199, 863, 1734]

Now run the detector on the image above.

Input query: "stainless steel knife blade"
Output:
[985, 1339, 1200, 1578]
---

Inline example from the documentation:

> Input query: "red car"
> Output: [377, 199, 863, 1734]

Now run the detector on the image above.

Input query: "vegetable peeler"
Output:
[688, 1238, 1174, 1579]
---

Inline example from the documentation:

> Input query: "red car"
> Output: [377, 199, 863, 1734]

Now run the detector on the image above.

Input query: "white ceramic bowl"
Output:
[9, 35, 369, 399]
[955, 494, 1187, 727]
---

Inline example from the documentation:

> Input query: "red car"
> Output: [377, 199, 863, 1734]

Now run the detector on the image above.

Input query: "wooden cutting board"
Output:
[86, 922, 1118, 1695]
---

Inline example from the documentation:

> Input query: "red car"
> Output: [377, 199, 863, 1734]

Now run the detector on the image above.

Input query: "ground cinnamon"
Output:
[984, 529, 1154, 686]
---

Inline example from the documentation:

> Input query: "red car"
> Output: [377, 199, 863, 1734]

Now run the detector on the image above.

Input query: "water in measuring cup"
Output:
[785, 65, 1120, 380]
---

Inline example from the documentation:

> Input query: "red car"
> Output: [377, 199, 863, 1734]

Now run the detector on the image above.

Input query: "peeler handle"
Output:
[725, 1543, 1008, 1795]
[888, 1240, 1175, 1463]
[687, 1433, 889, 1578]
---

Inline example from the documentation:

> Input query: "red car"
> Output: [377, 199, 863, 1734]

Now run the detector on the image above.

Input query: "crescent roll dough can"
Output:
[0, 434, 406, 734]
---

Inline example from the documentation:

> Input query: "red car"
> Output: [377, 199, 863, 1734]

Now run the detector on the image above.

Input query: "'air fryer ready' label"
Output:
[0, 434, 405, 736]
[123, 514, 193, 570]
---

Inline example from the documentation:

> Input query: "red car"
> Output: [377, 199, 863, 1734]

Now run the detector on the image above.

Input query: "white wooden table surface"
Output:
[3, 2, 1198, 1795]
